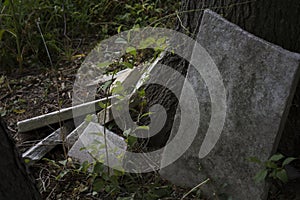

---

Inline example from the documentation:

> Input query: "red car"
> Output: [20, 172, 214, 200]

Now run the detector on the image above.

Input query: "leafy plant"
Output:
[250, 154, 297, 183]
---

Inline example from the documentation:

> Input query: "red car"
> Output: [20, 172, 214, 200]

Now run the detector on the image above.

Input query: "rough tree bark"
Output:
[0, 118, 41, 200]
[145, 0, 300, 156]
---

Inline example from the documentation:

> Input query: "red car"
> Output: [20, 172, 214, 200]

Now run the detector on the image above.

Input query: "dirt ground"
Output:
[1, 60, 300, 199]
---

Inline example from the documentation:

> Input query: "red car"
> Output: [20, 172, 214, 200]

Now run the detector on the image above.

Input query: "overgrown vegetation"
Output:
[35, 157, 195, 199]
[0, 0, 180, 71]
[250, 154, 297, 184]
[2, 0, 298, 199]
[1, 0, 202, 199]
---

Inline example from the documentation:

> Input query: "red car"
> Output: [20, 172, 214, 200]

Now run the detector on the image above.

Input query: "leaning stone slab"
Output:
[160, 10, 300, 200]
[17, 96, 116, 132]
[68, 122, 127, 171]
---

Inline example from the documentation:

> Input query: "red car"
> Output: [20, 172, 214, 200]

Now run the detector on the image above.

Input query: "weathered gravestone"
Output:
[160, 10, 300, 200]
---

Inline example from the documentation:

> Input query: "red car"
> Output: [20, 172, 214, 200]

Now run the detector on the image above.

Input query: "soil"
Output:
[0, 63, 79, 141]
[1, 57, 300, 199]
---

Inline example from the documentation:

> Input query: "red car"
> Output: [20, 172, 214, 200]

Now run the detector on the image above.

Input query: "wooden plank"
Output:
[17, 96, 116, 132]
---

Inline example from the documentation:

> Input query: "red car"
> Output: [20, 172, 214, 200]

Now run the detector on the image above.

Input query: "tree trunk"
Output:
[177, 0, 300, 52]
[145, 0, 300, 156]
[0, 118, 41, 200]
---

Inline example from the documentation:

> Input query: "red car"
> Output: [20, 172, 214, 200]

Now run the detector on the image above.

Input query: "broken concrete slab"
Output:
[87, 68, 132, 87]
[22, 121, 74, 163]
[68, 122, 126, 170]
[111, 65, 147, 95]
[97, 66, 148, 125]
[134, 52, 165, 93]
[17, 96, 116, 132]
[97, 106, 113, 125]
[160, 10, 300, 200]
[65, 114, 98, 149]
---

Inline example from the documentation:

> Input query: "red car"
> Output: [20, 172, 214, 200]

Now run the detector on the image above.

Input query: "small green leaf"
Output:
[105, 185, 111, 192]
[269, 154, 284, 162]
[3, 0, 9, 6]
[110, 175, 119, 186]
[139, 37, 156, 49]
[127, 31, 131, 43]
[123, 128, 132, 137]
[18, 98, 26, 103]
[126, 46, 136, 57]
[126, 135, 137, 146]
[5, 29, 16, 38]
[122, 61, 134, 69]
[276, 169, 288, 183]
[13, 109, 25, 114]
[80, 161, 90, 173]
[282, 157, 297, 166]
[111, 81, 124, 94]
[93, 178, 105, 192]
[136, 125, 149, 131]
[140, 112, 153, 119]
[265, 161, 278, 169]
[93, 162, 104, 175]
[102, 172, 110, 181]
[156, 37, 166, 45]
[85, 114, 93, 122]
[117, 25, 123, 34]
[42, 158, 60, 168]
[0, 109, 6, 117]
[98, 61, 113, 68]
[0, 75, 4, 84]
[254, 169, 268, 183]
[138, 89, 145, 97]
[58, 159, 67, 166]
[98, 101, 109, 109]
[0, 30, 5, 41]
[269, 169, 277, 179]
[102, 80, 113, 91]
[56, 170, 69, 180]
[248, 157, 262, 164]
[113, 168, 125, 177]
[132, 24, 140, 30]
[80, 146, 87, 151]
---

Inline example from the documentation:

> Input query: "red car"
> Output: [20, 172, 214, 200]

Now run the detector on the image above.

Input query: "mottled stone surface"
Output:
[160, 10, 300, 200]
[65, 114, 98, 149]
[111, 65, 146, 95]
[68, 122, 126, 170]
